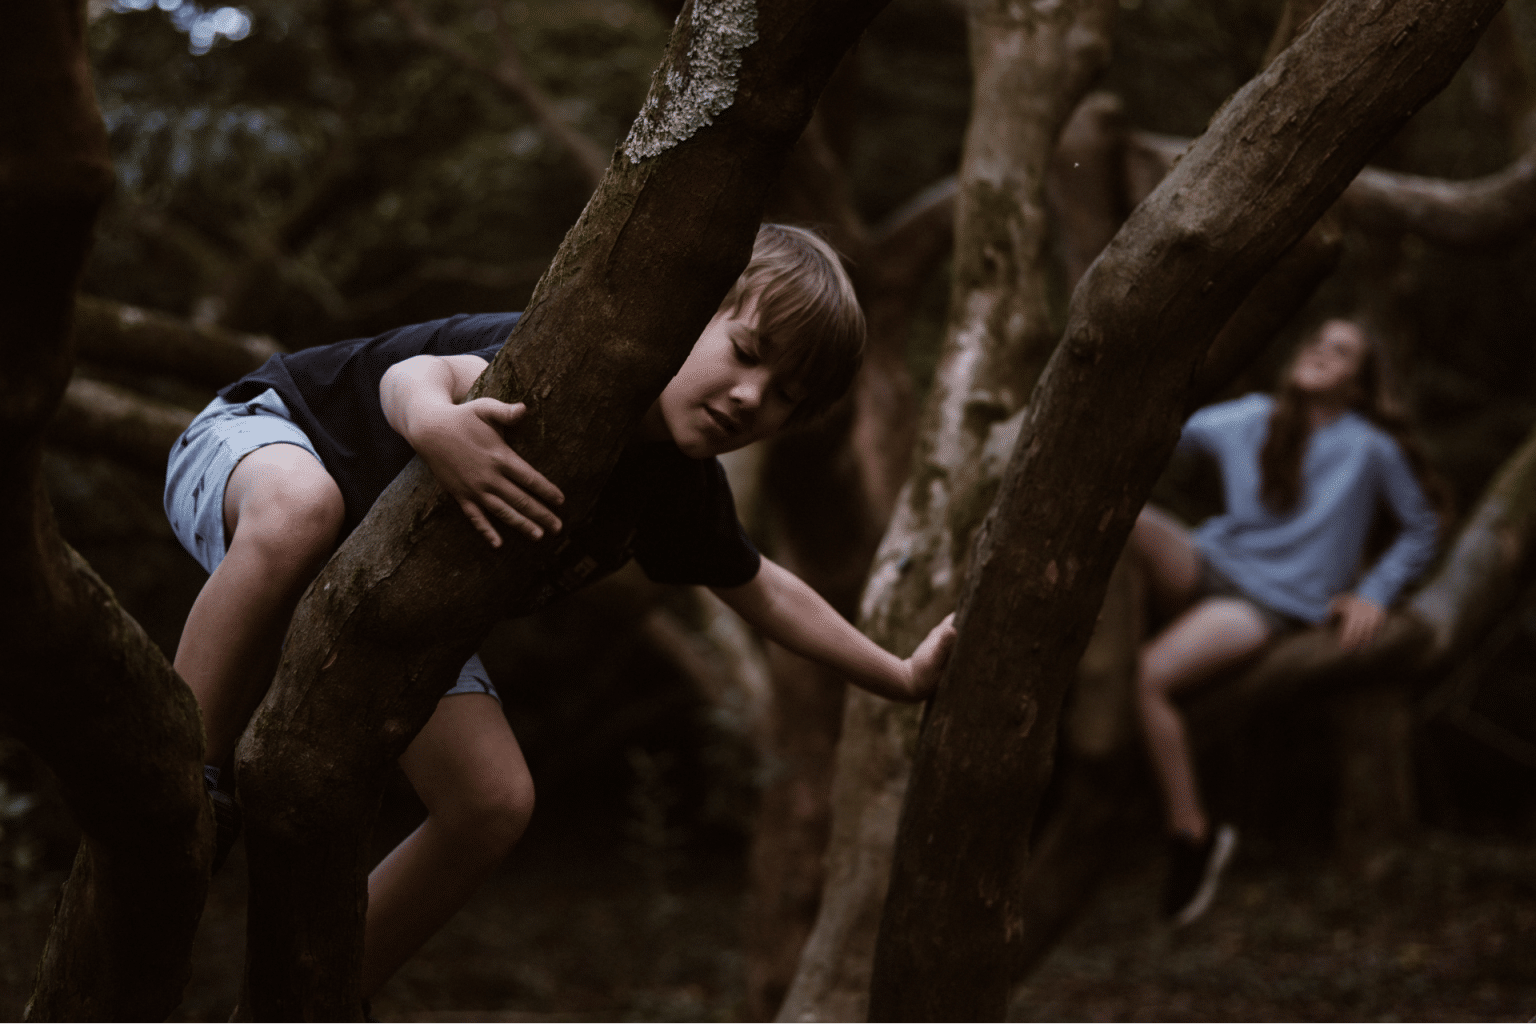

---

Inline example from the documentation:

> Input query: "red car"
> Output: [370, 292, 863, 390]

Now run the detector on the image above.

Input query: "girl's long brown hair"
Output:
[1258, 320, 1450, 530]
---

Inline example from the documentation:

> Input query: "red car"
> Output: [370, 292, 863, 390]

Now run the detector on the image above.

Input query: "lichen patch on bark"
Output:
[622, 0, 758, 163]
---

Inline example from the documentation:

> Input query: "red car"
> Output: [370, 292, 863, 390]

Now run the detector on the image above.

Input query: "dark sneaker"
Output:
[1161, 823, 1238, 927]
[204, 767, 242, 874]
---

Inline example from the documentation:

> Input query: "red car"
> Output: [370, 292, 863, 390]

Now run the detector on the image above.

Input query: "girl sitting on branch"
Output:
[1129, 317, 1442, 926]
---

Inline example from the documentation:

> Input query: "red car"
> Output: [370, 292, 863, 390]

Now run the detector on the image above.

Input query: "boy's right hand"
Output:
[410, 398, 564, 547]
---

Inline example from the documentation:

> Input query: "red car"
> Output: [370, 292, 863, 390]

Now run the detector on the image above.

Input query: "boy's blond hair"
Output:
[718, 224, 865, 422]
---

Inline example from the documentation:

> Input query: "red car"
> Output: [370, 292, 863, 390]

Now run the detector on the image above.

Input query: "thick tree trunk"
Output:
[869, 0, 1503, 1018]
[1, 0, 214, 1019]
[776, 1, 1115, 1018]
[232, 0, 897, 1016]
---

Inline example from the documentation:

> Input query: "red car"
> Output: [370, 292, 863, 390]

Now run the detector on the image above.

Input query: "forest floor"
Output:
[6, 813, 1535, 1021]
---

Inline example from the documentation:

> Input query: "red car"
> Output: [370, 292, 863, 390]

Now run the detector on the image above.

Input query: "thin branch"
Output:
[74, 294, 284, 388]
[394, 0, 609, 192]
[1130, 126, 1536, 249]
[47, 377, 196, 471]
[1338, 145, 1536, 247]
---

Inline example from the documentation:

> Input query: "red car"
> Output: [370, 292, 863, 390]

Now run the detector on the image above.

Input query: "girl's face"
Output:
[1290, 320, 1368, 401]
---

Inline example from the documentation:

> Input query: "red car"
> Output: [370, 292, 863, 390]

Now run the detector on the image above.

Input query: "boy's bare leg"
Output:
[174, 443, 344, 766]
[362, 692, 533, 997]
[1136, 597, 1272, 841]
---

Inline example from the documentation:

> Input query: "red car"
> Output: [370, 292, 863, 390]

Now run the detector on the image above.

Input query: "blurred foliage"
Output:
[86, 0, 671, 344]
[83, 0, 974, 350]
[1106, 0, 1281, 137]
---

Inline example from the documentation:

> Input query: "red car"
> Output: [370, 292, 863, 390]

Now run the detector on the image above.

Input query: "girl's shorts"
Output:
[164, 389, 499, 702]
[1193, 554, 1304, 638]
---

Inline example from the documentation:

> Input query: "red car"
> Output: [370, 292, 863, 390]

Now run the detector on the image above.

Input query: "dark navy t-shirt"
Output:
[220, 312, 761, 600]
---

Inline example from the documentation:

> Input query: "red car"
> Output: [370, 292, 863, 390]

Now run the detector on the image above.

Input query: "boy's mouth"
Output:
[704, 405, 741, 435]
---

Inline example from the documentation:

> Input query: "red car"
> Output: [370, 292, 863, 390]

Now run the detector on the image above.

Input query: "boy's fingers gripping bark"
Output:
[481, 486, 554, 542]
[469, 399, 566, 508]
[458, 498, 506, 548]
[906, 612, 958, 699]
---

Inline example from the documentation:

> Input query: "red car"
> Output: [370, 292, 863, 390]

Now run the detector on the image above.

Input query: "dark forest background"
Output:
[4, 0, 1536, 1018]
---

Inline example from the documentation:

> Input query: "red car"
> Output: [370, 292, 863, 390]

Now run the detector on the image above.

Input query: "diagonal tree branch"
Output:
[870, 0, 1505, 1017]
[232, 0, 901, 1014]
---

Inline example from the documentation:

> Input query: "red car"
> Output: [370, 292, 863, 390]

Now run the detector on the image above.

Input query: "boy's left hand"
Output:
[903, 613, 958, 699]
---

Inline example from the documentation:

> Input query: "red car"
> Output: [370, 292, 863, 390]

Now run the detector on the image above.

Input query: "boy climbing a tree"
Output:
[164, 223, 957, 995]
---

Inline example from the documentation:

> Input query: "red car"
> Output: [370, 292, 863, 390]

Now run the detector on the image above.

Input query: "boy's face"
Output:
[646, 292, 804, 458]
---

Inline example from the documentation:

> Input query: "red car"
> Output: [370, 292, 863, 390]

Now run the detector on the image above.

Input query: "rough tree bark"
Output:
[230, 0, 899, 1016]
[867, 0, 1504, 1018]
[1, 0, 214, 1019]
[776, 0, 1117, 1018]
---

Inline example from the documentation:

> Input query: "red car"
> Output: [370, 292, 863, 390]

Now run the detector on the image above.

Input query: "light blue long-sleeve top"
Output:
[1179, 393, 1438, 625]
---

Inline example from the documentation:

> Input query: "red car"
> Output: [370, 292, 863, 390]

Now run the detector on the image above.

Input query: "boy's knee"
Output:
[235, 473, 345, 572]
[439, 772, 535, 854]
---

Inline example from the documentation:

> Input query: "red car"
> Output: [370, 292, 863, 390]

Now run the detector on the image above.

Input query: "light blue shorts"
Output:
[165, 389, 499, 702]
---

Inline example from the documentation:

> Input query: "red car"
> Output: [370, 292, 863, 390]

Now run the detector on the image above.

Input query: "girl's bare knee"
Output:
[1136, 643, 1180, 704]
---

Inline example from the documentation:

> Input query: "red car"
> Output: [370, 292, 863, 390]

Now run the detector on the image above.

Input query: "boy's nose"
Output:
[731, 372, 769, 410]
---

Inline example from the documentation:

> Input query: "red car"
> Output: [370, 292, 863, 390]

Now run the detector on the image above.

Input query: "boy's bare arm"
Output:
[712, 558, 956, 702]
[380, 354, 564, 547]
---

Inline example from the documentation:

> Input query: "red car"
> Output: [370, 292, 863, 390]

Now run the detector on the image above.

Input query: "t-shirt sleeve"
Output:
[1354, 434, 1439, 608]
[632, 455, 761, 588]
[1177, 403, 1225, 456]
[214, 311, 520, 537]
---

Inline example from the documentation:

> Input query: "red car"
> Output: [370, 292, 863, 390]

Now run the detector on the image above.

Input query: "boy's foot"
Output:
[205, 767, 242, 873]
[1161, 822, 1238, 927]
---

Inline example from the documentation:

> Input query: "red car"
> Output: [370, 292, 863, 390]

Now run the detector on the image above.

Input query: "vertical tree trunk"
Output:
[233, 0, 898, 1015]
[744, 104, 958, 1018]
[1, 1, 214, 1019]
[870, 1, 1502, 1017]
[777, 1, 1116, 1018]
[1331, 682, 1418, 867]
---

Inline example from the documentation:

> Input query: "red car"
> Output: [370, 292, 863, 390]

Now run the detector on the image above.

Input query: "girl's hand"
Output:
[903, 613, 958, 699]
[1329, 593, 1385, 651]
[411, 398, 564, 547]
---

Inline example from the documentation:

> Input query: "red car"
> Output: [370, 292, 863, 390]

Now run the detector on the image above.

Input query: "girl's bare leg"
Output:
[1137, 597, 1272, 840]
[1128, 505, 1201, 619]
[362, 692, 533, 998]
[174, 443, 344, 767]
